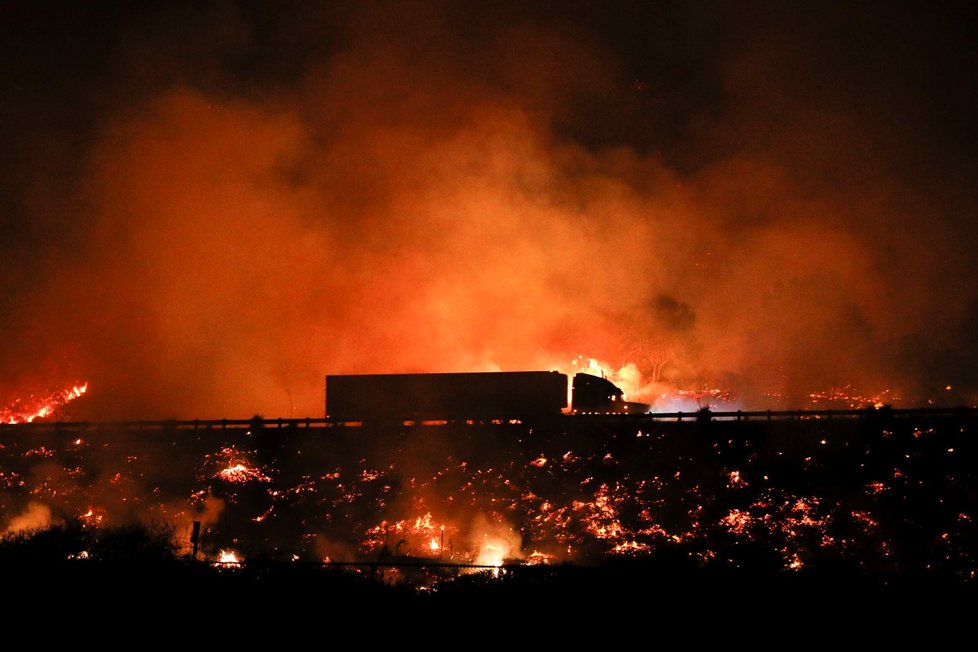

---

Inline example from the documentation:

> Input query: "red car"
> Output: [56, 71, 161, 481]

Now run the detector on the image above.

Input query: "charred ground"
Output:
[2, 411, 976, 610]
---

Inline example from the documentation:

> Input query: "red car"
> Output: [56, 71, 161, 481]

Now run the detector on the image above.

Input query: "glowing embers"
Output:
[808, 386, 898, 408]
[208, 446, 272, 484]
[1, 382, 88, 424]
[720, 509, 753, 536]
[850, 510, 878, 530]
[217, 463, 271, 484]
[657, 387, 735, 411]
[610, 540, 651, 555]
[866, 481, 888, 495]
[727, 470, 748, 489]
[719, 494, 836, 570]
[541, 480, 697, 556]
[574, 482, 625, 540]
[0, 415, 972, 586]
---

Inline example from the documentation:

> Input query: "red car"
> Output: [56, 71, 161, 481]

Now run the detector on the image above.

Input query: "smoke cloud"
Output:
[4, 501, 52, 535]
[2, 2, 976, 417]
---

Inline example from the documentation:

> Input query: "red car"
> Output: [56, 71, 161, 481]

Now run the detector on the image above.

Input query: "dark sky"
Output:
[2, 1, 977, 417]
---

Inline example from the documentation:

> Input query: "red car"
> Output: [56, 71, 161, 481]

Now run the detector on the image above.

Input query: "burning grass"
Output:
[1, 414, 976, 590]
[1, 383, 88, 424]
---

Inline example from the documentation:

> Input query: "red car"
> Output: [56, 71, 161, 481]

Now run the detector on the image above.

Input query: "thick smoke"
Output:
[1, 2, 976, 417]
[4, 501, 52, 535]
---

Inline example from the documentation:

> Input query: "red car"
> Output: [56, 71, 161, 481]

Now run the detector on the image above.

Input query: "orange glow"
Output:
[525, 551, 556, 565]
[475, 541, 507, 568]
[1, 382, 88, 424]
[217, 549, 242, 567]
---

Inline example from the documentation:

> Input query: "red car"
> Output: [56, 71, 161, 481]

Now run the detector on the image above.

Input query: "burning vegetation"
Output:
[1, 383, 88, 425]
[2, 410, 976, 590]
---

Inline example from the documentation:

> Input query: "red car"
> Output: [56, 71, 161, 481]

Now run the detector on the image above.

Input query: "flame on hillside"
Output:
[2, 383, 88, 424]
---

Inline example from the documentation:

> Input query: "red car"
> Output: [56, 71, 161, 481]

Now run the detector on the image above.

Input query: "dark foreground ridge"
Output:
[4, 540, 975, 634]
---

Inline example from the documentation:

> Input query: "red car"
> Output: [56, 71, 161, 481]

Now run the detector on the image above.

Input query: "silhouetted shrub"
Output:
[0, 520, 178, 564]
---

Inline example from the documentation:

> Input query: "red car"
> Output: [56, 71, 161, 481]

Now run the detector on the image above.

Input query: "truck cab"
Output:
[571, 373, 650, 414]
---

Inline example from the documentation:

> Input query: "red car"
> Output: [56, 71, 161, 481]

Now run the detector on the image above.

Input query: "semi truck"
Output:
[325, 371, 649, 422]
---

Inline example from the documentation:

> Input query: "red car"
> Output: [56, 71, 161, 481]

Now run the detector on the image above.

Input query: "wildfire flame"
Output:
[362, 513, 455, 557]
[476, 541, 507, 568]
[1, 382, 88, 424]
[78, 507, 105, 527]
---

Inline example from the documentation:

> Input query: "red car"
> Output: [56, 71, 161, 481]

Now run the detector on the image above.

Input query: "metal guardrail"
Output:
[206, 559, 518, 571]
[1, 407, 975, 433]
[578, 407, 978, 422]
